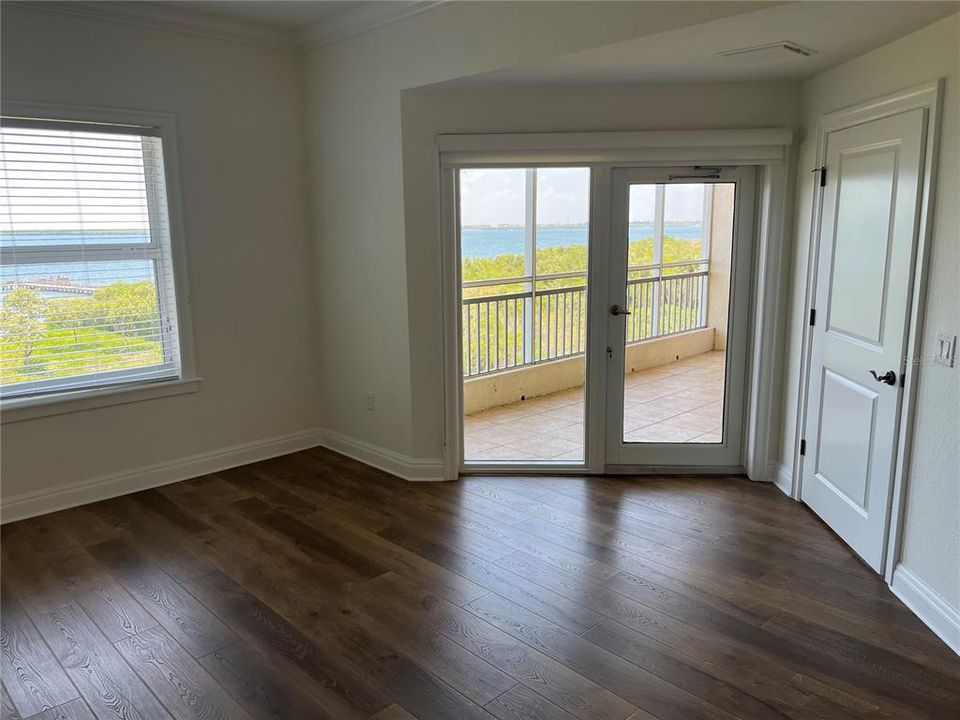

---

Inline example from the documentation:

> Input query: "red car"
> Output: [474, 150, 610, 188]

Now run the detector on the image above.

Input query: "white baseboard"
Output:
[773, 463, 793, 497]
[890, 563, 960, 657]
[0, 428, 324, 524]
[317, 428, 446, 482]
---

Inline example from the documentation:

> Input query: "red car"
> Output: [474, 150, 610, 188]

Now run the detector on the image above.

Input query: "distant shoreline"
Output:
[462, 221, 701, 230]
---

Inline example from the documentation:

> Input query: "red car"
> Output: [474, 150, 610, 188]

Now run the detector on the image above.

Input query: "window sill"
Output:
[1, 377, 201, 424]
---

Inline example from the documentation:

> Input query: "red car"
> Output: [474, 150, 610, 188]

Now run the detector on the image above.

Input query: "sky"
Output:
[0, 126, 152, 236]
[459, 167, 707, 225]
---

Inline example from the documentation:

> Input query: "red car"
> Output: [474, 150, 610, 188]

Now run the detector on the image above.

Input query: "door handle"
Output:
[869, 370, 897, 386]
[609, 304, 632, 316]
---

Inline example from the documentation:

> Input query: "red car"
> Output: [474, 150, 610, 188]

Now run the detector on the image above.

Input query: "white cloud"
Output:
[460, 169, 707, 226]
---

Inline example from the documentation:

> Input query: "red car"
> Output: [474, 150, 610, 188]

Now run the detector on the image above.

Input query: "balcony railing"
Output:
[462, 261, 708, 378]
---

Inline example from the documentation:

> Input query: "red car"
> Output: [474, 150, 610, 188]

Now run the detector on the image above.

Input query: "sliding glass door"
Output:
[451, 163, 755, 471]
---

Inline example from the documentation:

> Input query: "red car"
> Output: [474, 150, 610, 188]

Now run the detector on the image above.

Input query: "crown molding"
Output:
[299, 1, 447, 51]
[7, 1, 298, 50]
[7, 1, 448, 52]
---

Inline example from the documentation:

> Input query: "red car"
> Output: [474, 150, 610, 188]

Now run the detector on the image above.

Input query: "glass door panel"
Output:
[459, 166, 591, 465]
[606, 167, 754, 468]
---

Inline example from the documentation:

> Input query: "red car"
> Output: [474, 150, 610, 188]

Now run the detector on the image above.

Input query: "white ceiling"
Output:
[164, 1, 380, 29]
[18, 0, 445, 49]
[439, 1, 958, 88]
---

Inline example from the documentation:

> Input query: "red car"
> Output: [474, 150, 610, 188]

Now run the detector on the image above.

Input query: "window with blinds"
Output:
[0, 118, 185, 401]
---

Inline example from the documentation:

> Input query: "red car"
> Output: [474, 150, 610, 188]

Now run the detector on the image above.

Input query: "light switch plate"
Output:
[935, 332, 957, 368]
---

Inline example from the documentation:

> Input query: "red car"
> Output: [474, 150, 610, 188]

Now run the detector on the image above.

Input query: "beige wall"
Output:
[1, 7, 319, 499]
[707, 184, 735, 350]
[401, 80, 800, 458]
[303, 2, 790, 460]
[780, 15, 959, 608]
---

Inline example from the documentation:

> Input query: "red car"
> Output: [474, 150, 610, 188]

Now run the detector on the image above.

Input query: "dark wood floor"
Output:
[2, 448, 958, 720]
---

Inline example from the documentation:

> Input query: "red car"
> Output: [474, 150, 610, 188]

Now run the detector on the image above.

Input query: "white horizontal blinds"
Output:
[0, 121, 182, 398]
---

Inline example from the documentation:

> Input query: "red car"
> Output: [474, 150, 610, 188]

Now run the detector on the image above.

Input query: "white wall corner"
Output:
[890, 564, 960, 658]
[0, 428, 325, 524]
[317, 428, 447, 482]
[773, 463, 794, 497]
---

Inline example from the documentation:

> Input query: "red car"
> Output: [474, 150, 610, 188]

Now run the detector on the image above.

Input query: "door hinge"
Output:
[800, 439, 807, 456]
[817, 167, 827, 187]
[809, 308, 816, 327]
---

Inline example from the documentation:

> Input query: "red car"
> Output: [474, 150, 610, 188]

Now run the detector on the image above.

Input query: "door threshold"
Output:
[460, 462, 747, 477]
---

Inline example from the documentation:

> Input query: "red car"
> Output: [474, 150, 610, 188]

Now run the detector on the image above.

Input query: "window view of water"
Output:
[461, 222, 702, 259]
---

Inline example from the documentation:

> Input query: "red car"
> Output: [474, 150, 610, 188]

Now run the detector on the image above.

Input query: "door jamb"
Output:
[438, 129, 794, 482]
[789, 80, 944, 582]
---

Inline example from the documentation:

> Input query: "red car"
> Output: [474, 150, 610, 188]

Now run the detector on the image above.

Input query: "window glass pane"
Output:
[535, 167, 589, 279]
[628, 185, 657, 276]
[0, 121, 181, 400]
[0, 127, 153, 247]
[460, 169, 526, 294]
[1, 260, 165, 388]
[621, 182, 733, 445]
[460, 167, 590, 464]
[663, 183, 705, 273]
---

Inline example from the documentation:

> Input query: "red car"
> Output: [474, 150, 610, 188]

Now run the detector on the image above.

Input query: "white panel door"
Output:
[802, 109, 926, 572]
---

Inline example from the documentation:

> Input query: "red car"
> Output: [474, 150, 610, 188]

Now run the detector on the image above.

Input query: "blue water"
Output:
[1, 225, 703, 288]
[461, 223, 701, 259]
[1, 232, 154, 292]
[1, 231, 150, 246]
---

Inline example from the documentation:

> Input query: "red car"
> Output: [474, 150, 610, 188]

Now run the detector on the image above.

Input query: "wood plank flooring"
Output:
[2, 447, 958, 719]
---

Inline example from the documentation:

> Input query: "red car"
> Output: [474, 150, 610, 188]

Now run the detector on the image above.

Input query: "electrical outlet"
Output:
[366, 392, 376, 411]
[935, 332, 957, 368]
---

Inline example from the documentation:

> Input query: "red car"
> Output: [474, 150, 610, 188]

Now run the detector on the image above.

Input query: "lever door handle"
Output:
[869, 370, 897, 386]
[609, 304, 632, 316]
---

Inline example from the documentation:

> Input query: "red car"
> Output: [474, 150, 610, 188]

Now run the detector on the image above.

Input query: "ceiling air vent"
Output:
[719, 41, 816, 65]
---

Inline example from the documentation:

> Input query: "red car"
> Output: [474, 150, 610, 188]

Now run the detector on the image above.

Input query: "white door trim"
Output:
[789, 80, 944, 581]
[438, 129, 794, 481]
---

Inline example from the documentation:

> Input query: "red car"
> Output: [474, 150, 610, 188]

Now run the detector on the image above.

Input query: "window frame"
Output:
[0, 101, 198, 422]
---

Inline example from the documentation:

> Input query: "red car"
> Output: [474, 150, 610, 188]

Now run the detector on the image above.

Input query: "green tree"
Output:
[90, 280, 160, 338]
[0, 286, 47, 369]
[46, 296, 90, 344]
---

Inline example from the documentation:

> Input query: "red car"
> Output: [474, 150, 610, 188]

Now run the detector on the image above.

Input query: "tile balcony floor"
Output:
[464, 350, 726, 462]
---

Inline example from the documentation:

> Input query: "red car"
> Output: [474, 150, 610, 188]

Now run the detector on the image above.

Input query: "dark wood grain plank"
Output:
[492, 552, 878, 720]
[230, 498, 387, 579]
[115, 627, 252, 720]
[378, 525, 603, 635]
[0, 685, 19, 720]
[343, 577, 517, 705]
[182, 570, 378, 717]
[198, 641, 338, 720]
[3, 447, 957, 720]
[581, 619, 794, 720]
[24, 698, 95, 720]
[299, 507, 489, 607]
[465, 592, 746, 720]
[75, 580, 157, 644]
[33, 604, 171, 720]
[368, 705, 418, 720]
[0, 599, 78, 717]
[298, 616, 499, 720]
[358, 573, 637, 720]
[485, 682, 579, 720]
[85, 498, 218, 583]
[87, 539, 234, 658]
